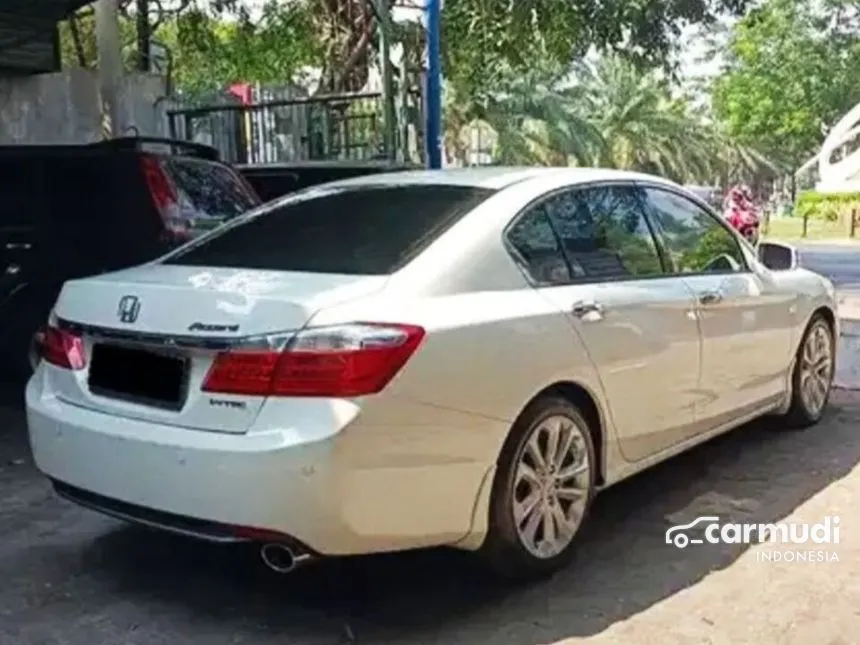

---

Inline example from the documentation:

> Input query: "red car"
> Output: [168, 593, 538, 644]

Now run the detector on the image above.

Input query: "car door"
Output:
[637, 184, 794, 430]
[0, 157, 49, 309]
[0, 227, 37, 304]
[506, 183, 702, 462]
[0, 155, 54, 376]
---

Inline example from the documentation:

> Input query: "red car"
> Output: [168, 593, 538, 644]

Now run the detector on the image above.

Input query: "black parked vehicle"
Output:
[0, 137, 260, 383]
[238, 160, 418, 202]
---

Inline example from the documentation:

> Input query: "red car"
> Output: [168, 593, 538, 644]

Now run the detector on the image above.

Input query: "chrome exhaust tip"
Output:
[260, 543, 313, 574]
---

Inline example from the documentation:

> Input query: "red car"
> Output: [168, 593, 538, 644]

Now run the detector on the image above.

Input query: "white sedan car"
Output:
[26, 168, 837, 579]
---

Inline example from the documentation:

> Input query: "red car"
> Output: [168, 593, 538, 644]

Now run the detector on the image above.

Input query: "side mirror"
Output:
[757, 241, 798, 271]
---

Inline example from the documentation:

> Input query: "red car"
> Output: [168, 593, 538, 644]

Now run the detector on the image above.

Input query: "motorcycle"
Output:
[726, 206, 761, 246]
[723, 186, 761, 246]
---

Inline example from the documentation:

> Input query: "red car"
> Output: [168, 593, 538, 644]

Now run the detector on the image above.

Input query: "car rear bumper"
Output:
[26, 374, 497, 556]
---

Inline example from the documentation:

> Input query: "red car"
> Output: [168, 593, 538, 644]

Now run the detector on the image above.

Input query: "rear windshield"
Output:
[163, 157, 260, 232]
[161, 184, 495, 274]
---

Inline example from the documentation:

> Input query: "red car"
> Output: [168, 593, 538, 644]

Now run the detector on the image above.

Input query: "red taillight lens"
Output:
[140, 154, 178, 212]
[202, 323, 425, 397]
[41, 325, 86, 370]
[140, 154, 187, 238]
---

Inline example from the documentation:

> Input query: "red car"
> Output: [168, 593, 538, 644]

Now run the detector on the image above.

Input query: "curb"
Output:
[770, 238, 860, 246]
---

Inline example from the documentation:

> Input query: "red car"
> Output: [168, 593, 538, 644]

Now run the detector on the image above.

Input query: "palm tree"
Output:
[572, 57, 715, 181]
[483, 64, 605, 166]
[452, 54, 776, 183]
[447, 61, 605, 167]
[710, 127, 784, 185]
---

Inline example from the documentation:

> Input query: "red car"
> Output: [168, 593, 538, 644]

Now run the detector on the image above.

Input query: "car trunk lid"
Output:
[46, 264, 388, 433]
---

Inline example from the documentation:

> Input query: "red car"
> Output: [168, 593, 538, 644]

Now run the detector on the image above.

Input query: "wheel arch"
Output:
[796, 305, 837, 354]
[506, 380, 607, 486]
[812, 305, 837, 339]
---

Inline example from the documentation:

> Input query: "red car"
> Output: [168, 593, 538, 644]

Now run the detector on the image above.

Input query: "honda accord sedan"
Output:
[26, 167, 837, 579]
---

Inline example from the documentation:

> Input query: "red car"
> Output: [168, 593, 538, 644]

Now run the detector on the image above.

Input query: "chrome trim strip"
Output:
[56, 317, 244, 351]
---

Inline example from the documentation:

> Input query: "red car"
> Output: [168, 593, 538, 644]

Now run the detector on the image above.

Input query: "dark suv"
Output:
[0, 137, 260, 382]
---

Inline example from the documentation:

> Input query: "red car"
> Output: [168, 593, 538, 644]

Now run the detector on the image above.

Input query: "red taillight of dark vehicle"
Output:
[140, 154, 178, 213]
[140, 154, 187, 238]
[41, 324, 86, 371]
[202, 323, 425, 397]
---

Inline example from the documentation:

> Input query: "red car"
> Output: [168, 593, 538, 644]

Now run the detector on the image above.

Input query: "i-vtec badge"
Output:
[188, 322, 240, 333]
[209, 399, 246, 410]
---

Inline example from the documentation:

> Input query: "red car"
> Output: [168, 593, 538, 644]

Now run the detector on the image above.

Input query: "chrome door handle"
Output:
[571, 300, 604, 318]
[698, 290, 723, 305]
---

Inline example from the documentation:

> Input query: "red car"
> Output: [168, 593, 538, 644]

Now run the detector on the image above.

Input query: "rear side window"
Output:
[161, 157, 260, 235]
[507, 209, 571, 285]
[542, 184, 664, 280]
[162, 184, 495, 275]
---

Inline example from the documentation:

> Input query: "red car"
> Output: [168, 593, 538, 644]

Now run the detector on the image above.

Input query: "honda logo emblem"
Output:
[117, 295, 141, 323]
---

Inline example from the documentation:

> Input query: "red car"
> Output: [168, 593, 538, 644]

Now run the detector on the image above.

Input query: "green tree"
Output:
[443, 0, 752, 110]
[58, 9, 137, 70]
[712, 0, 860, 168]
[166, 2, 322, 94]
[575, 57, 716, 180]
[473, 57, 737, 183]
[58, 0, 322, 94]
[480, 61, 605, 167]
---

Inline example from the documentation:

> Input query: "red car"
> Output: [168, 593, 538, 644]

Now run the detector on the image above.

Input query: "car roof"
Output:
[322, 166, 681, 191]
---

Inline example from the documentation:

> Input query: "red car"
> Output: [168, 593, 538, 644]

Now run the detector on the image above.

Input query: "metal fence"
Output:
[165, 85, 420, 165]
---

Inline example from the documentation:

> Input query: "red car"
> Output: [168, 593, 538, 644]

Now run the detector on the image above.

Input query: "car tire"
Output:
[781, 314, 835, 428]
[480, 395, 596, 581]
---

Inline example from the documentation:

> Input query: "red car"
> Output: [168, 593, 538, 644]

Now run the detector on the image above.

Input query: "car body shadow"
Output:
[78, 391, 860, 644]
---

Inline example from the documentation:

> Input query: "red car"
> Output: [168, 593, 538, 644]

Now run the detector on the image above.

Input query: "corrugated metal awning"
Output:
[0, 0, 93, 73]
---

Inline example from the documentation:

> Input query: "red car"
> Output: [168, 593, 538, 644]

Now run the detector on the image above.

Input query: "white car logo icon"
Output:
[665, 516, 720, 548]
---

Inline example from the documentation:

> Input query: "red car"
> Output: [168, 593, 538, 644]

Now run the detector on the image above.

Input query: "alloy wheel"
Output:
[511, 415, 591, 559]
[798, 322, 834, 418]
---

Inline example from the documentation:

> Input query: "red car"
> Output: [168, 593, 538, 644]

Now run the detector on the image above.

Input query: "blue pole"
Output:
[425, 0, 442, 169]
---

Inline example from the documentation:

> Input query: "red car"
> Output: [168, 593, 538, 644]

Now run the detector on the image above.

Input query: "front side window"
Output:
[541, 184, 664, 280]
[642, 187, 746, 274]
[162, 184, 495, 275]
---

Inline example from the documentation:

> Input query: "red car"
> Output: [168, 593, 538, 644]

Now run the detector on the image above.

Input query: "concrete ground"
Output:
[2, 244, 860, 645]
[3, 392, 859, 645]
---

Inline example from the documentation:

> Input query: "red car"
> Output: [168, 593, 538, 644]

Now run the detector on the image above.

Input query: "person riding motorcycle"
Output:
[723, 184, 761, 245]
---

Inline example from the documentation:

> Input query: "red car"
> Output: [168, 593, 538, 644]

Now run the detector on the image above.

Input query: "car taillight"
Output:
[201, 323, 425, 397]
[140, 154, 185, 234]
[41, 324, 86, 371]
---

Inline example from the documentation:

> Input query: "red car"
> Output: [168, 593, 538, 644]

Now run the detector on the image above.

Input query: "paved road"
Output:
[796, 242, 860, 291]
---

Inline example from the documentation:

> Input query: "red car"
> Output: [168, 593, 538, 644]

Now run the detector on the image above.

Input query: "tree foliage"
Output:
[443, 0, 752, 109]
[167, 2, 322, 93]
[466, 56, 775, 184]
[58, 0, 323, 95]
[712, 0, 860, 168]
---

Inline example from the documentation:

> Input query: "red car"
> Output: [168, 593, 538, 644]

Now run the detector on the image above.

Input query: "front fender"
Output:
[770, 268, 838, 351]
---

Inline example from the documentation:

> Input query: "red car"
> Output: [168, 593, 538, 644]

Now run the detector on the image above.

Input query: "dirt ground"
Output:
[2, 337, 860, 644]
